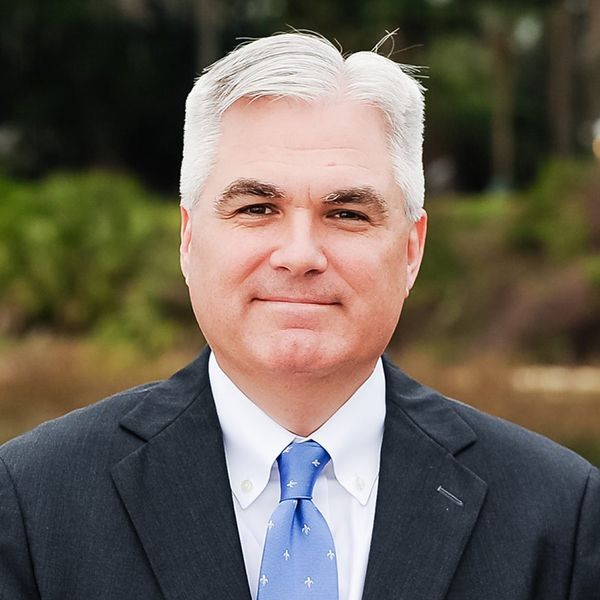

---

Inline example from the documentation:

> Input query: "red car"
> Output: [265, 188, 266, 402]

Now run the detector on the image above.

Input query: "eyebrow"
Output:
[214, 178, 388, 218]
[214, 178, 285, 212]
[323, 187, 389, 218]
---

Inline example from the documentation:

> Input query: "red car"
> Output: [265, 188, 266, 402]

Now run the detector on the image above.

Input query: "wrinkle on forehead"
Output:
[223, 145, 389, 178]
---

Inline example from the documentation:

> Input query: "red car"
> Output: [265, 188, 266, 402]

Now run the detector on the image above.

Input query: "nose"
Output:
[269, 214, 327, 276]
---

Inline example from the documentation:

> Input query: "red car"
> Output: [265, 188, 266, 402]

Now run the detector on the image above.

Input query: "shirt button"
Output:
[355, 476, 365, 491]
[241, 479, 253, 493]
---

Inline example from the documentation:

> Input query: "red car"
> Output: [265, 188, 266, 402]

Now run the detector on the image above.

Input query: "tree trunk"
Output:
[547, 0, 576, 156]
[194, 0, 224, 72]
[583, 0, 600, 129]
[483, 9, 515, 190]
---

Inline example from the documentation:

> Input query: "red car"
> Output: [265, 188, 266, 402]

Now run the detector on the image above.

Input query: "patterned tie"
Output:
[257, 440, 339, 599]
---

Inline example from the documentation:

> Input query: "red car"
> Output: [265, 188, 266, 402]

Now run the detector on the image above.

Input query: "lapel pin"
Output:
[437, 485, 464, 507]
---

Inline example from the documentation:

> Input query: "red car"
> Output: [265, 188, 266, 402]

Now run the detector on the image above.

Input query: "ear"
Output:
[405, 211, 427, 297]
[179, 206, 192, 284]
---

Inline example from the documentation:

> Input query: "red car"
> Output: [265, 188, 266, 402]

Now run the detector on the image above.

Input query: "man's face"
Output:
[180, 97, 426, 380]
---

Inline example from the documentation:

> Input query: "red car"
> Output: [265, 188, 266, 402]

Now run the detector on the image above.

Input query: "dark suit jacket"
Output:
[1, 348, 599, 599]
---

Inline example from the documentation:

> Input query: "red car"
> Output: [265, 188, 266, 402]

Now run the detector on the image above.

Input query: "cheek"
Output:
[189, 230, 270, 295]
[335, 238, 407, 292]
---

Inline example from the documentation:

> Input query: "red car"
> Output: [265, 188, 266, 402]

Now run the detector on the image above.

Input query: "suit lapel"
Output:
[362, 360, 488, 600]
[111, 350, 251, 600]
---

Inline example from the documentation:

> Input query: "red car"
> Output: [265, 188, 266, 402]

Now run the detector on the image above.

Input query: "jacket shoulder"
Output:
[0, 349, 211, 475]
[383, 356, 596, 484]
[0, 381, 160, 476]
[451, 396, 595, 478]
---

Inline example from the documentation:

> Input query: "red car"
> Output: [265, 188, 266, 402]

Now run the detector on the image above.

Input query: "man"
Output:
[0, 32, 598, 600]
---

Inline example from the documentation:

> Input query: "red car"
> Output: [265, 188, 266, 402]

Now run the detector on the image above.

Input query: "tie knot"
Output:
[277, 440, 330, 501]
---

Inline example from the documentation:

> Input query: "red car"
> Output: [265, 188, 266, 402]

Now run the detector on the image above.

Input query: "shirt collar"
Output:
[209, 352, 386, 509]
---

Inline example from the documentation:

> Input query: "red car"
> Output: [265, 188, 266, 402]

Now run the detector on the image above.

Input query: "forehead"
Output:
[203, 97, 396, 198]
[221, 95, 389, 142]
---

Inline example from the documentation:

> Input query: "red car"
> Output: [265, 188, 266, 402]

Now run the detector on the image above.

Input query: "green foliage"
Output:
[0, 171, 185, 350]
[426, 35, 491, 121]
[398, 159, 600, 362]
[509, 159, 595, 261]
[400, 193, 513, 352]
[424, 35, 493, 189]
[583, 255, 600, 288]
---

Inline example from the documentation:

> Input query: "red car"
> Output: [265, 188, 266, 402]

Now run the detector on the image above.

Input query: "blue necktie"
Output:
[257, 440, 339, 599]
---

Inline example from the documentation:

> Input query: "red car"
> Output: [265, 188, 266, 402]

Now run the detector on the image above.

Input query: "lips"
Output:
[257, 297, 338, 305]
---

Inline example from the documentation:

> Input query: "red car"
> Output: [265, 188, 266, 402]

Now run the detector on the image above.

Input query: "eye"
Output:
[239, 204, 276, 216]
[330, 210, 369, 221]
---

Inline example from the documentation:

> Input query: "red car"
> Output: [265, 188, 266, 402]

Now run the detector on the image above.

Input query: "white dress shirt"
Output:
[209, 352, 386, 600]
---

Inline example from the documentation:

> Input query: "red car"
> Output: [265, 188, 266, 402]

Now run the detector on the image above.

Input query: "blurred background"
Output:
[1, 0, 599, 463]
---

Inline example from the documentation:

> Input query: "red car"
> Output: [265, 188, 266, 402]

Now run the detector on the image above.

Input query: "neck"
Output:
[213, 355, 378, 436]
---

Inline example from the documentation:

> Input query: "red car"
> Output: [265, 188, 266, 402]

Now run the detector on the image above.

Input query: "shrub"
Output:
[0, 171, 186, 349]
[509, 159, 595, 261]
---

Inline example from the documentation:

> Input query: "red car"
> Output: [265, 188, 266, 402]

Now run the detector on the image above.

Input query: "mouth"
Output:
[255, 297, 339, 306]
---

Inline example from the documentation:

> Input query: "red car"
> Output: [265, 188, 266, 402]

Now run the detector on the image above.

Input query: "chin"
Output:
[250, 330, 354, 376]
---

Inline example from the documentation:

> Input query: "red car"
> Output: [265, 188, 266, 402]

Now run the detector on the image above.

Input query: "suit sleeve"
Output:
[569, 465, 600, 600]
[0, 455, 41, 599]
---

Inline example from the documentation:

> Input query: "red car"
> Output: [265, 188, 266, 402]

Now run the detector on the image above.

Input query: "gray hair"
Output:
[180, 32, 425, 222]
